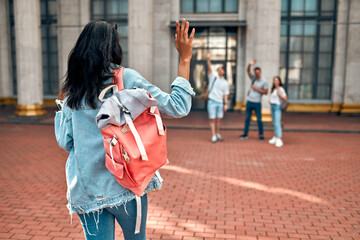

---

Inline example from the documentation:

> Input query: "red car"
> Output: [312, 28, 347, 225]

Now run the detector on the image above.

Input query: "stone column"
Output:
[0, 0, 13, 105]
[331, 0, 349, 113]
[14, 0, 46, 116]
[57, 0, 90, 86]
[128, 0, 154, 82]
[234, 26, 247, 111]
[245, 0, 281, 121]
[341, 0, 360, 114]
[153, 0, 172, 92]
[170, 0, 180, 83]
[234, 0, 248, 111]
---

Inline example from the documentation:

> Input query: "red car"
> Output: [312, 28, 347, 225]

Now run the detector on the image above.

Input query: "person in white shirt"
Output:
[269, 76, 287, 147]
[206, 51, 229, 143]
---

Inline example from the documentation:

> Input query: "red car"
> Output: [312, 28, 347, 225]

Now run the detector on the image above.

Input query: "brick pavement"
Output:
[0, 124, 359, 240]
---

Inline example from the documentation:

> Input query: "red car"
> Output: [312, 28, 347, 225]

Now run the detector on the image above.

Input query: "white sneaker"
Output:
[269, 136, 277, 144]
[211, 135, 217, 143]
[216, 134, 223, 141]
[275, 138, 283, 147]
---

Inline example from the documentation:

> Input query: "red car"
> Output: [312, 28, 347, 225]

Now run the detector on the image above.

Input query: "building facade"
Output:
[0, 0, 359, 116]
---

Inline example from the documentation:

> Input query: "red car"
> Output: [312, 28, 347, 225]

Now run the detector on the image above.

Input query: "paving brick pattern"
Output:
[0, 124, 359, 240]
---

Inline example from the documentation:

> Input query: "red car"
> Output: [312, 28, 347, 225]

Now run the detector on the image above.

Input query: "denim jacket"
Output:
[54, 67, 194, 214]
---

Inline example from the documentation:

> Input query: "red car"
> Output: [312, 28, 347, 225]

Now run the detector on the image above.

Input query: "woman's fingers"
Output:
[176, 20, 181, 43]
[175, 18, 194, 62]
[181, 18, 186, 32]
[175, 34, 179, 49]
[177, 18, 195, 46]
[175, 21, 179, 50]
[176, 20, 179, 37]
[184, 21, 189, 40]
[179, 19, 185, 41]
[189, 28, 195, 43]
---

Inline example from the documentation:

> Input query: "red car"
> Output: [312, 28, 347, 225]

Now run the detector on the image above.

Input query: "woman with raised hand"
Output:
[55, 19, 195, 240]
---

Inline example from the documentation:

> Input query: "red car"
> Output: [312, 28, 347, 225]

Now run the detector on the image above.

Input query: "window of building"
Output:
[189, 27, 237, 110]
[280, 0, 337, 100]
[91, 0, 128, 66]
[9, 0, 59, 97]
[40, 0, 59, 97]
[181, 0, 238, 13]
[8, 0, 16, 96]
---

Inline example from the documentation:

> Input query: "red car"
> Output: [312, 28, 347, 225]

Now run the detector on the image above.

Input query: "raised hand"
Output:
[175, 19, 195, 62]
[249, 59, 256, 65]
[207, 50, 212, 60]
[207, 50, 213, 73]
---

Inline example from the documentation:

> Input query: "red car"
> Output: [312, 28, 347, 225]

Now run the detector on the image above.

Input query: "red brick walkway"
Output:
[0, 124, 359, 240]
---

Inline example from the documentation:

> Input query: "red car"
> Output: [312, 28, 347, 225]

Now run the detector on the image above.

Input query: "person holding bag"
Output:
[206, 51, 229, 143]
[54, 19, 195, 240]
[268, 76, 287, 147]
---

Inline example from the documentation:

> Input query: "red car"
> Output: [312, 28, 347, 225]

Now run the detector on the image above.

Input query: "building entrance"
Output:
[189, 26, 237, 110]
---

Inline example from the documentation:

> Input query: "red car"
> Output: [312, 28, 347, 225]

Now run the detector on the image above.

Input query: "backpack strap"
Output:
[208, 77, 217, 94]
[98, 67, 125, 102]
[134, 172, 163, 234]
[149, 106, 165, 136]
[98, 85, 118, 102]
[134, 196, 142, 234]
[123, 113, 148, 161]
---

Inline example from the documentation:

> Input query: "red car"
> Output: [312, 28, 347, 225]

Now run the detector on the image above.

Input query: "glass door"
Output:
[190, 60, 207, 110]
[188, 26, 237, 110]
[190, 60, 228, 110]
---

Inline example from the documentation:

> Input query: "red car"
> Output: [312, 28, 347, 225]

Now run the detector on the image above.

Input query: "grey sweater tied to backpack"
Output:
[96, 88, 158, 129]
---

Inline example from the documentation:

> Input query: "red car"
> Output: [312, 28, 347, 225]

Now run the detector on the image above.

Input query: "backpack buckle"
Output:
[110, 135, 118, 146]
[122, 108, 130, 114]
[121, 124, 130, 133]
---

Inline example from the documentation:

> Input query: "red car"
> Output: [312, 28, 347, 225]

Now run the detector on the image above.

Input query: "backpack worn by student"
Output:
[95, 67, 167, 234]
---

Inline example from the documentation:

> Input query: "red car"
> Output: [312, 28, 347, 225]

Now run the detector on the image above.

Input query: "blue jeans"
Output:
[78, 194, 148, 240]
[271, 104, 282, 138]
[243, 101, 263, 136]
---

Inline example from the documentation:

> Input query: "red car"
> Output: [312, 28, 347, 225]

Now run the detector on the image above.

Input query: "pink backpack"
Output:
[96, 67, 167, 233]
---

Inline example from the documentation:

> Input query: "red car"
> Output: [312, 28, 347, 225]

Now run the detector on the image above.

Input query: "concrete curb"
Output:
[1, 121, 359, 134]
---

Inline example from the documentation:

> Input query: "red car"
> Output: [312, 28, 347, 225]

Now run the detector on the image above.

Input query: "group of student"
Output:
[206, 53, 287, 148]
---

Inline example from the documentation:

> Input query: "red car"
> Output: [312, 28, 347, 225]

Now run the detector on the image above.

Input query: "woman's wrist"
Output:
[178, 58, 191, 80]
[179, 58, 191, 64]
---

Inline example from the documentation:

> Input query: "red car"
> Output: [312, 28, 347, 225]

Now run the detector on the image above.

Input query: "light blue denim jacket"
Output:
[54, 67, 194, 214]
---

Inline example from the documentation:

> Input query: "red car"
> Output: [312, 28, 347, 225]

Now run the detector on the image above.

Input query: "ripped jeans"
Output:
[78, 194, 148, 240]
